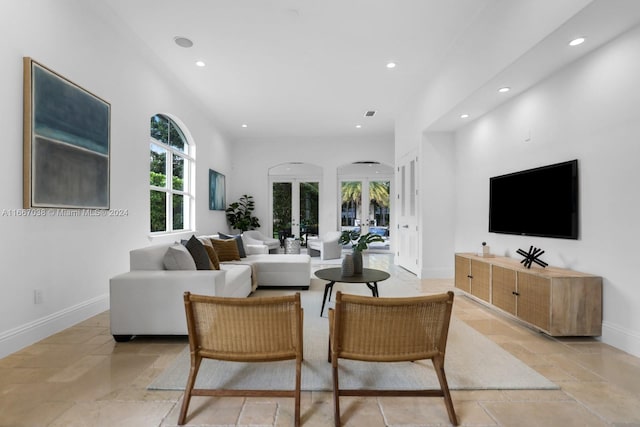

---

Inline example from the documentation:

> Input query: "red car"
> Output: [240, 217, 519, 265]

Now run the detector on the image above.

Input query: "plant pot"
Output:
[352, 251, 363, 274]
[341, 254, 354, 277]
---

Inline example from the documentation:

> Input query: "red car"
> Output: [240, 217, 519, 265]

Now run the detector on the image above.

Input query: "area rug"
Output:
[148, 281, 557, 391]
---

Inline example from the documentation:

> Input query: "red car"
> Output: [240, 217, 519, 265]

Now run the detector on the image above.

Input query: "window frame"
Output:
[149, 114, 195, 235]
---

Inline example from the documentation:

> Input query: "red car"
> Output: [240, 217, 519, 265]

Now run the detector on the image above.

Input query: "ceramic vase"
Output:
[341, 253, 354, 277]
[352, 251, 363, 274]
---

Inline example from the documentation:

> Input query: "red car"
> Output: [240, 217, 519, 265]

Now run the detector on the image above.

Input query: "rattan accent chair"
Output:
[328, 291, 458, 426]
[179, 292, 304, 426]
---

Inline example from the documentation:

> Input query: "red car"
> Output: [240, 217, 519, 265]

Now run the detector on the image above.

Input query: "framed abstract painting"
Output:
[23, 57, 111, 209]
[209, 169, 226, 210]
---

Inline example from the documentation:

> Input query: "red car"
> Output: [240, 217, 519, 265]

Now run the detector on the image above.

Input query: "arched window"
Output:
[149, 114, 195, 233]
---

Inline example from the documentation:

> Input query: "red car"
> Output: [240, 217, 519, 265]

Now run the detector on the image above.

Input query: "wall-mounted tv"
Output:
[489, 159, 579, 239]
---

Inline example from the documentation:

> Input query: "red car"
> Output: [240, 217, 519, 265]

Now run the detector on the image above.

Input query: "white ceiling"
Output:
[100, 0, 640, 141]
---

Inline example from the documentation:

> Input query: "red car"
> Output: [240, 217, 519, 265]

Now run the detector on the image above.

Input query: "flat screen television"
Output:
[489, 159, 578, 239]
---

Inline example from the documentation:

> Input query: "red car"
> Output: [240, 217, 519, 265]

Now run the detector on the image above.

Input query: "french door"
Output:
[340, 178, 391, 249]
[271, 180, 319, 242]
[396, 152, 419, 273]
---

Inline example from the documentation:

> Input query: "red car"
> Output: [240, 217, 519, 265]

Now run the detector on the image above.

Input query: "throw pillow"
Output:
[163, 244, 197, 270]
[183, 235, 212, 270]
[218, 232, 247, 258]
[203, 244, 221, 270]
[211, 238, 241, 262]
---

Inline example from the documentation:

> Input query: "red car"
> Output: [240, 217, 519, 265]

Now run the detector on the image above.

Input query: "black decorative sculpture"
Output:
[517, 246, 548, 269]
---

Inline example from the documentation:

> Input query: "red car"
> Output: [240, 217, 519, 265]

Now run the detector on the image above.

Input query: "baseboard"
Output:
[602, 321, 640, 358]
[0, 294, 109, 359]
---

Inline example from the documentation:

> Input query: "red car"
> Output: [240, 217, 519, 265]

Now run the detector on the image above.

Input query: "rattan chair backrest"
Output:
[184, 293, 303, 362]
[332, 291, 454, 362]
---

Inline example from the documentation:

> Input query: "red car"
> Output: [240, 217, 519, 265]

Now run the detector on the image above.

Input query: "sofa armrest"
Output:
[246, 244, 269, 255]
[109, 270, 227, 336]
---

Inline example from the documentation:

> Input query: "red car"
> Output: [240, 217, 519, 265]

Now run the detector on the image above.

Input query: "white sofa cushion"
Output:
[163, 244, 197, 270]
[241, 254, 311, 287]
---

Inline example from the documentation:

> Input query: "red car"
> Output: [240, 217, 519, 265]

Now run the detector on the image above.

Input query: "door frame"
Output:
[337, 164, 393, 251]
[268, 163, 322, 240]
[396, 151, 419, 274]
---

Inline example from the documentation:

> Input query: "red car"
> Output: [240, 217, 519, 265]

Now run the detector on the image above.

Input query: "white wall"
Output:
[0, 0, 232, 358]
[454, 25, 640, 356]
[420, 132, 456, 278]
[230, 136, 394, 237]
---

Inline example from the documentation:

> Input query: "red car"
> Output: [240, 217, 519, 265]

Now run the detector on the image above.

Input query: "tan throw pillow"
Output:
[163, 245, 197, 270]
[203, 244, 220, 270]
[211, 238, 241, 262]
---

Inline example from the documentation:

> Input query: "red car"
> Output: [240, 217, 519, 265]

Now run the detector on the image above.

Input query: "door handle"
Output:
[402, 224, 409, 228]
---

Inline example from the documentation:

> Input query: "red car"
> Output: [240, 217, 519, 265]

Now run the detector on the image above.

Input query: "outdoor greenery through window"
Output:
[150, 114, 194, 233]
[341, 181, 390, 228]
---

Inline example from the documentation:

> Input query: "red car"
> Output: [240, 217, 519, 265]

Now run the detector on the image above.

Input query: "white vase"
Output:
[341, 254, 354, 277]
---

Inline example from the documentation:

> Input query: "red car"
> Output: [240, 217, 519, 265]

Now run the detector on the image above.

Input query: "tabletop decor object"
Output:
[341, 253, 354, 277]
[517, 246, 548, 269]
[339, 230, 384, 274]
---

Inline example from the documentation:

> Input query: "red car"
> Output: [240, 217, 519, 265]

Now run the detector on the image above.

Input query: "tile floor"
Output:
[1, 253, 640, 427]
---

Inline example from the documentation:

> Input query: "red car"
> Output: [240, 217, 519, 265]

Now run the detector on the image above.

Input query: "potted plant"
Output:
[339, 230, 384, 273]
[225, 194, 261, 232]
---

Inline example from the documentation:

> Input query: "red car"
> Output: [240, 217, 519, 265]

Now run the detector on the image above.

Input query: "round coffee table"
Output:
[314, 267, 390, 316]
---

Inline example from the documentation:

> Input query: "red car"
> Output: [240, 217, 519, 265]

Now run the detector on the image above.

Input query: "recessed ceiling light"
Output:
[241, 124, 248, 128]
[460, 114, 470, 119]
[498, 87, 511, 93]
[386, 62, 396, 69]
[355, 124, 362, 129]
[195, 60, 206, 67]
[174, 36, 193, 48]
[569, 37, 586, 46]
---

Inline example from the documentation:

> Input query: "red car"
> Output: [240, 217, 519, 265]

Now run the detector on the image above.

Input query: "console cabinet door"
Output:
[492, 265, 516, 315]
[517, 272, 551, 331]
[470, 260, 490, 302]
[454, 256, 471, 293]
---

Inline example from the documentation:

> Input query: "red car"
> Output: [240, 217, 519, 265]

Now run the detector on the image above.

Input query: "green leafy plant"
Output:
[225, 194, 260, 232]
[339, 230, 384, 252]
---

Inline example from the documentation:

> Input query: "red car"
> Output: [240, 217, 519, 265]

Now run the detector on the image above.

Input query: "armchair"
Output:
[242, 230, 280, 253]
[328, 291, 458, 426]
[179, 292, 303, 426]
[307, 231, 343, 260]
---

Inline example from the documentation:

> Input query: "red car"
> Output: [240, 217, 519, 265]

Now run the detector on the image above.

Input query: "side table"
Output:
[314, 267, 390, 316]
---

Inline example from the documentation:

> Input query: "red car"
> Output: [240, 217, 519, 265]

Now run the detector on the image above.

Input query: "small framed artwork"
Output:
[209, 169, 226, 210]
[23, 57, 111, 209]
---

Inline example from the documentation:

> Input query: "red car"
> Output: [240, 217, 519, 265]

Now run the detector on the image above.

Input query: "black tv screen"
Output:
[489, 159, 578, 239]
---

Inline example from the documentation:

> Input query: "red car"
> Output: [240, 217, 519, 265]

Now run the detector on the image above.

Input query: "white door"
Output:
[396, 152, 419, 274]
[271, 179, 319, 241]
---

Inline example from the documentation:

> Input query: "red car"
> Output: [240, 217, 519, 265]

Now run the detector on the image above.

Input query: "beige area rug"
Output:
[148, 280, 557, 391]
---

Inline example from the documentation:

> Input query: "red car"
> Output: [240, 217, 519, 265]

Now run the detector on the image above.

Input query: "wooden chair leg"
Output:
[332, 362, 341, 427]
[294, 358, 302, 427]
[433, 357, 458, 426]
[178, 355, 202, 425]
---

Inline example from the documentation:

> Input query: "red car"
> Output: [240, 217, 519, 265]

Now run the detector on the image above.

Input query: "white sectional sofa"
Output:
[109, 237, 311, 342]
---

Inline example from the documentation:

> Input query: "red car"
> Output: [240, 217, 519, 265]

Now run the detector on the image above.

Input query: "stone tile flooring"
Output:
[1, 253, 639, 426]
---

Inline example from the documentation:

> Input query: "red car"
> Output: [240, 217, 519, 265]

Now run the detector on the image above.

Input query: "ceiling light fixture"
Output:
[386, 62, 396, 69]
[195, 60, 206, 67]
[355, 124, 362, 129]
[174, 36, 193, 48]
[569, 37, 586, 46]
[460, 114, 470, 119]
[241, 124, 248, 128]
[498, 87, 511, 93]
